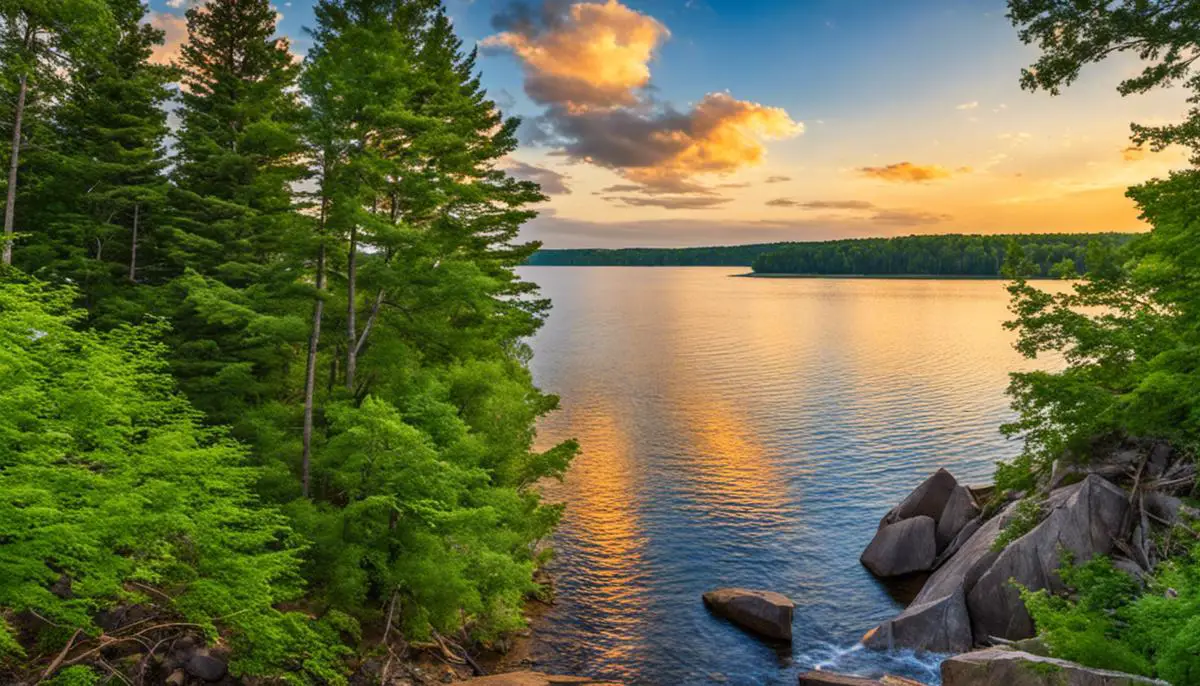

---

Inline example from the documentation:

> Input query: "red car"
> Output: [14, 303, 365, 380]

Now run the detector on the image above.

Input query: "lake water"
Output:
[520, 267, 1059, 686]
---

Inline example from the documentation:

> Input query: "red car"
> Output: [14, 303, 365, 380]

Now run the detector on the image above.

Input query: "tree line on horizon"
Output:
[525, 232, 1136, 276]
[751, 233, 1133, 277]
[0, 0, 576, 682]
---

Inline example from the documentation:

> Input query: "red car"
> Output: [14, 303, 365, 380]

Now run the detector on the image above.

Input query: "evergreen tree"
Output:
[167, 0, 310, 431]
[14, 0, 172, 321]
[290, 0, 577, 639]
[0, 0, 116, 265]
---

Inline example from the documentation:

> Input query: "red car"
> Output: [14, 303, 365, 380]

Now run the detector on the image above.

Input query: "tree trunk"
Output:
[2, 72, 28, 267]
[128, 203, 139, 281]
[346, 222, 357, 391]
[301, 198, 329, 499]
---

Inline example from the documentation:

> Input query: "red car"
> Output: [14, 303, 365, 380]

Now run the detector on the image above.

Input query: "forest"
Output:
[749, 233, 1134, 277]
[526, 233, 1135, 276]
[526, 243, 794, 267]
[0, 0, 577, 683]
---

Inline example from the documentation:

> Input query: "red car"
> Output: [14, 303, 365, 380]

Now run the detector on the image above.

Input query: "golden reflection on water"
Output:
[523, 268, 1070, 684]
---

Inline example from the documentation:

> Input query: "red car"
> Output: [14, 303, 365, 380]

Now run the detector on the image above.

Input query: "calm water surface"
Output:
[520, 267, 1059, 686]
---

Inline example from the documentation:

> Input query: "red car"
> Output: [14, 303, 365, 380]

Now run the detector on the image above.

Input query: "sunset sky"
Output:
[146, 0, 1193, 248]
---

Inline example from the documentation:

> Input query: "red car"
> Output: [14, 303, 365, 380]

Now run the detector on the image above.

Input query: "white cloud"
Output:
[955, 101, 979, 110]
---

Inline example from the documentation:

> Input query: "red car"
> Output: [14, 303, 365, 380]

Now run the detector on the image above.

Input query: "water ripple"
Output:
[520, 267, 1063, 686]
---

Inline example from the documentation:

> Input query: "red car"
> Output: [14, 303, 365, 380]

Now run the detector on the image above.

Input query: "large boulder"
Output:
[895, 468, 960, 521]
[701, 588, 794, 640]
[863, 502, 1017, 653]
[936, 487, 980, 551]
[860, 516, 937, 577]
[941, 649, 1165, 686]
[967, 475, 1128, 642]
[450, 673, 619, 686]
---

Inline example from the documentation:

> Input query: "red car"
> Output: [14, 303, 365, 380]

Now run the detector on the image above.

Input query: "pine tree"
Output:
[167, 0, 310, 432]
[293, 0, 576, 640]
[14, 0, 172, 320]
[0, 0, 116, 265]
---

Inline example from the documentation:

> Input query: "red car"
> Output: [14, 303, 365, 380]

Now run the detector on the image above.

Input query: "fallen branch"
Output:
[37, 628, 81, 683]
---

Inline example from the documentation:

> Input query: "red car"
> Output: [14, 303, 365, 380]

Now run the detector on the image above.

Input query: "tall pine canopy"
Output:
[0, 0, 576, 681]
[14, 0, 172, 321]
[167, 0, 310, 431]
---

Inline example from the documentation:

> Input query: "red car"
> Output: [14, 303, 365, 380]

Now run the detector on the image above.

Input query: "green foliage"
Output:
[751, 233, 1131, 276]
[46, 666, 101, 686]
[1023, 550, 1200, 683]
[1000, 0, 1200, 484]
[0, 278, 344, 682]
[2, 0, 574, 677]
[991, 497, 1045, 552]
[14, 0, 173, 314]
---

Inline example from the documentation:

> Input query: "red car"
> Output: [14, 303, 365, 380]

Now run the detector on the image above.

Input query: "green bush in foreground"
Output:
[1022, 550, 1200, 684]
[0, 278, 346, 682]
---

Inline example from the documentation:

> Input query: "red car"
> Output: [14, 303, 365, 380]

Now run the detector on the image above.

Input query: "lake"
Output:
[519, 267, 1060, 686]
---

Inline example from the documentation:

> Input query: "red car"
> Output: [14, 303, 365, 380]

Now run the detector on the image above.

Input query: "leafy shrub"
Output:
[1023, 547, 1200, 684]
[991, 497, 1045, 552]
[0, 279, 346, 682]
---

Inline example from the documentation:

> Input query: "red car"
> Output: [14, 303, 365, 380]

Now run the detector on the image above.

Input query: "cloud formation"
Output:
[605, 195, 733, 210]
[485, 1, 801, 200]
[483, 0, 668, 110]
[956, 101, 979, 110]
[858, 161, 966, 183]
[767, 198, 875, 210]
[765, 175, 791, 183]
[149, 12, 188, 66]
[870, 209, 951, 225]
[504, 160, 573, 194]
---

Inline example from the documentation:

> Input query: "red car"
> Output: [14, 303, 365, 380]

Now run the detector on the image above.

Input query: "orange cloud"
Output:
[149, 12, 188, 66]
[482, 0, 668, 110]
[858, 161, 965, 183]
[486, 1, 801, 199]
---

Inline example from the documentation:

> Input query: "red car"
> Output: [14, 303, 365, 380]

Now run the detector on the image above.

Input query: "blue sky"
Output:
[147, 0, 1191, 247]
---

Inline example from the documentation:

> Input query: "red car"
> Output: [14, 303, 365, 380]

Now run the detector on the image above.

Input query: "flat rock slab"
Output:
[941, 649, 1166, 686]
[799, 671, 927, 685]
[702, 587, 795, 641]
[450, 673, 619, 686]
[861, 515, 937, 577]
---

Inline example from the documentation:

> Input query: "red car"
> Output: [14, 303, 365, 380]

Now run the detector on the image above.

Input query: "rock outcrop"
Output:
[941, 649, 1166, 686]
[861, 516, 937, 577]
[861, 469, 981, 579]
[701, 588, 794, 640]
[863, 501, 1016, 653]
[967, 475, 1128, 642]
[863, 437, 1195, 654]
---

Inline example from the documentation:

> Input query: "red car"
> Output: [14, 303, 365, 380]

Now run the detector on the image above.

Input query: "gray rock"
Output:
[165, 669, 186, 686]
[862, 587, 972, 654]
[934, 517, 981, 570]
[861, 516, 937, 577]
[941, 648, 1165, 686]
[1143, 492, 1182, 525]
[967, 475, 1128, 642]
[895, 468, 960, 521]
[863, 502, 1016, 653]
[185, 654, 227, 682]
[702, 588, 794, 640]
[937, 487, 981, 552]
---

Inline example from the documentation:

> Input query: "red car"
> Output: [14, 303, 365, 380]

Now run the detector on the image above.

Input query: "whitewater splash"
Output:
[802, 641, 945, 685]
